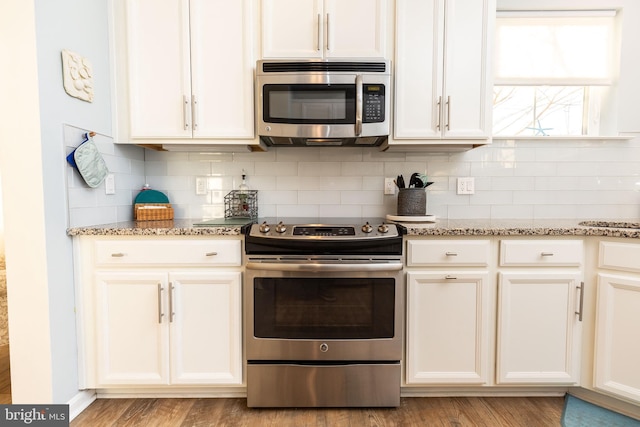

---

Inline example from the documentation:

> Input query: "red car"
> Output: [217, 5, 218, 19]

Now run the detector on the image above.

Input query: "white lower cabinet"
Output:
[75, 237, 243, 389]
[496, 239, 584, 385]
[406, 271, 491, 384]
[497, 272, 582, 384]
[405, 239, 492, 385]
[594, 241, 640, 404]
[95, 270, 242, 387]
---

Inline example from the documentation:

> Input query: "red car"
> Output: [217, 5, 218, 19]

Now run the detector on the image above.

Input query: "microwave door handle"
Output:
[355, 75, 363, 136]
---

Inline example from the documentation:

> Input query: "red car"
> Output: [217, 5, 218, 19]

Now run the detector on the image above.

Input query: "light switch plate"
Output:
[457, 177, 475, 195]
[105, 174, 115, 195]
[196, 177, 207, 195]
[384, 177, 396, 195]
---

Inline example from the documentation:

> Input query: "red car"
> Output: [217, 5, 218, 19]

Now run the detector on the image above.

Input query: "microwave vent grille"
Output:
[261, 61, 388, 73]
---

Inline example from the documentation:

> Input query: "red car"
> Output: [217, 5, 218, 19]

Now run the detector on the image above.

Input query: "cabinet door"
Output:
[261, 0, 387, 59]
[394, 0, 492, 140]
[169, 272, 242, 385]
[323, 0, 387, 58]
[594, 273, 640, 403]
[125, 0, 192, 138]
[441, 0, 493, 139]
[190, 0, 255, 139]
[394, 0, 443, 138]
[406, 271, 491, 384]
[261, 0, 323, 58]
[95, 271, 170, 386]
[497, 272, 582, 384]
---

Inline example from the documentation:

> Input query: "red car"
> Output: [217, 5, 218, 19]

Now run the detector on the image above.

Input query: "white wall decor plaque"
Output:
[61, 49, 94, 102]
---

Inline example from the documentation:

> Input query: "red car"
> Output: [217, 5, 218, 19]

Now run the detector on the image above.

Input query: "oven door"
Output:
[244, 259, 403, 362]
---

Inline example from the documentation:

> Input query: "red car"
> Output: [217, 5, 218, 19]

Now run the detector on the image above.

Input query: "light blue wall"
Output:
[33, 0, 112, 402]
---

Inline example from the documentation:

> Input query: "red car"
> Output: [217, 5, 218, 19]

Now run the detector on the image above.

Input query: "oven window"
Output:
[263, 84, 356, 124]
[253, 277, 395, 339]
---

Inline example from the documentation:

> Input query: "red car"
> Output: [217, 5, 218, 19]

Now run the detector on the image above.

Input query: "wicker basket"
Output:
[134, 203, 174, 220]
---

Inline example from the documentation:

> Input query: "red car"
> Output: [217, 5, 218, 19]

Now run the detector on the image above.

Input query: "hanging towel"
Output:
[68, 133, 109, 188]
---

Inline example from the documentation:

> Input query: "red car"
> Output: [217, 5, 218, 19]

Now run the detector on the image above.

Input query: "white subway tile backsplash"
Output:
[66, 133, 640, 225]
[298, 162, 342, 176]
[298, 191, 341, 205]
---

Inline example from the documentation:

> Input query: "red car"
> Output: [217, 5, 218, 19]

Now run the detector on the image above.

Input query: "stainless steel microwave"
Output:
[256, 60, 390, 147]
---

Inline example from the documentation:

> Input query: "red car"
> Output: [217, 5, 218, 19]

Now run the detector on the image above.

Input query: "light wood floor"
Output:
[0, 344, 10, 404]
[70, 396, 565, 426]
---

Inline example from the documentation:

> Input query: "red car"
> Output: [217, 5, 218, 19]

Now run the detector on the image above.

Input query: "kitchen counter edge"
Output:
[66, 219, 247, 236]
[66, 219, 640, 238]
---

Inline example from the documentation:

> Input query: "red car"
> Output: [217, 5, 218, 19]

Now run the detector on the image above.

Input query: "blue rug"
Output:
[562, 395, 640, 426]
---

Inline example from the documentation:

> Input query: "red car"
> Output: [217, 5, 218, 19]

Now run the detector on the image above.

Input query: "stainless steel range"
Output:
[243, 218, 404, 408]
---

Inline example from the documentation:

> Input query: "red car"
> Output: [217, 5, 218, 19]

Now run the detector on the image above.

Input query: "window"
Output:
[493, 11, 619, 137]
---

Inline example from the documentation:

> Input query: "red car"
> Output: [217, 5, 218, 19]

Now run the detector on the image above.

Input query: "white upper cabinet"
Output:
[391, 0, 494, 147]
[112, 0, 258, 147]
[261, 0, 388, 59]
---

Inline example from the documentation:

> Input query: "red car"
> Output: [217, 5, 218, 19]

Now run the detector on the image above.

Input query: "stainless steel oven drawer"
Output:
[247, 363, 400, 408]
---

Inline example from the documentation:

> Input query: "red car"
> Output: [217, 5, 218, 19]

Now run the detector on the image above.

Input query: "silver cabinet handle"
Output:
[205, 252, 218, 257]
[575, 282, 584, 322]
[183, 95, 191, 130]
[445, 252, 458, 256]
[111, 252, 125, 258]
[157, 283, 164, 324]
[436, 96, 442, 131]
[445, 275, 457, 280]
[541, 252, 554, 257]
[316, 14, 321, 51]
[169, 282, 175, 323]
[326, 13, 330, 51]
[355, 74, 363, 136]
[446, 96, 451, 130]
[192, 95, 198, 131]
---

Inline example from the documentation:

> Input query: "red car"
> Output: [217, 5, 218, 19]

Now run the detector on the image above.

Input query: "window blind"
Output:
[494, 11, 618, 85]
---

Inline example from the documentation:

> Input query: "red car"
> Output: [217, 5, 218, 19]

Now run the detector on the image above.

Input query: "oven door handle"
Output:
[246, 261, 403, 272]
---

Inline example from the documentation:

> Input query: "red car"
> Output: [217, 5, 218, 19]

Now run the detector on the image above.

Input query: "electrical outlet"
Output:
[457, 177, 475, 195]
[384, 177, 396, 195]
[105, 174, 115, 195]
[195, 177, 207, 195]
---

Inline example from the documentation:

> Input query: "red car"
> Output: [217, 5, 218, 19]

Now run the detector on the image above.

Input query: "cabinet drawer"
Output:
[500, 240, 583, 267]
[599, 241, 640, 273]
[94, 239, 241, 267]
[407, 240, 490, 267]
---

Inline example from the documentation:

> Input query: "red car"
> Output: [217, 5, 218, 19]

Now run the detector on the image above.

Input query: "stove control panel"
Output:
[251, 220, 398, 239]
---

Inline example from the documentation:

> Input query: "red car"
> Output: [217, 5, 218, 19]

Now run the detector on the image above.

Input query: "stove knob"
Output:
[378, 223, 389, 233]
[362, 222, 373, 233]
[275, 221, 287, 233]
[258, 221, 270, 233]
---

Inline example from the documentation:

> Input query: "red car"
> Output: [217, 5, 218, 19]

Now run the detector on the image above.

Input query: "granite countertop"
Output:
[399, 219, 640, 238]
[67, 218, 640, 238]
[66, 219, 248, 236]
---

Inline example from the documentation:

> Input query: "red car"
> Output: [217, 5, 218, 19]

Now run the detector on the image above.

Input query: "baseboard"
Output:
[67, 389, 96, 421]
[568, 387, 640, 421]
[96, 386, 246, 399]
[401, 387, 568, 397]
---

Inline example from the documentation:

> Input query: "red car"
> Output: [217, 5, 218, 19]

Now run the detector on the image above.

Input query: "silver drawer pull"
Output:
[157, 283, 164, 324]
[205, 252, 218, 257]
[111, 253, 125, 257]
[445, 252, 458, 256]
[575, 282, 584, 322]
[445, 275, 457, 280]
[541, 252, 554, 257]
